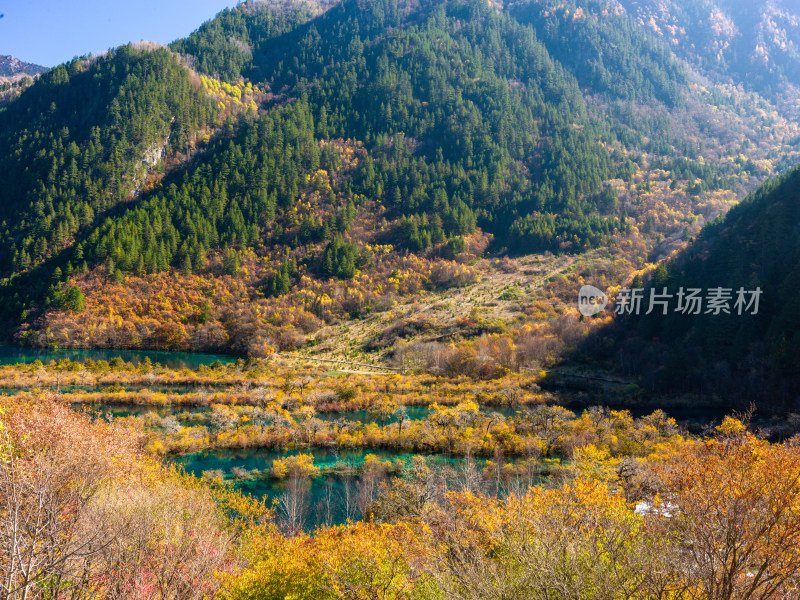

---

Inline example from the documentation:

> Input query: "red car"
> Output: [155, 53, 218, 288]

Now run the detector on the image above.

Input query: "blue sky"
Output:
[0, 0, 240, 67]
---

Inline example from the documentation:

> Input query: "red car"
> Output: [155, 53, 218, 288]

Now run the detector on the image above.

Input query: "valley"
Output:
[2, 0, 800, 597]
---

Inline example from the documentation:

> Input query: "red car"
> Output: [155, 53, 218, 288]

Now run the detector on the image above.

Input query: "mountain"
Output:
[0, 55, 47, 78]
[0, 0, 797, 358]
[170, 0, 331, 82]
[614, 0, 800, 96]
[0, 55, 48, 105]
[602, 164, 800, 406]
[0, 46, 218, 278]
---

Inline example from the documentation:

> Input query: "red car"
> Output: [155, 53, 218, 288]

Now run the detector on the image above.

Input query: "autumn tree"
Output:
[646, 420, 800, 599]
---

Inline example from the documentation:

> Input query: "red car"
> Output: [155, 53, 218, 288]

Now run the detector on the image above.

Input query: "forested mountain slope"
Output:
[178, 0, 628, 253]
[605, 164, 800, 405]
[508, 0, 686, 106]
[170, 0, 331, 82]
[0, 0, 796, 358]
[0, 47, 217, 277]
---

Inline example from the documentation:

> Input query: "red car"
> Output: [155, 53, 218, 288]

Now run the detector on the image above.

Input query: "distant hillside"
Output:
[614, 0, 800, 95]
[0, 55, 47, 78]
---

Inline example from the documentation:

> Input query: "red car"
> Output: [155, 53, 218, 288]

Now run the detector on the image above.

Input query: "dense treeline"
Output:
[510, 0, 685, 106]
[170, 0, 629, 253]
[82, 102, 322, 276]
[0, 394, 255, 600]
[247, 0, 621, 251]
[170, 3, 320, 82]
[0, 46, 216, 276]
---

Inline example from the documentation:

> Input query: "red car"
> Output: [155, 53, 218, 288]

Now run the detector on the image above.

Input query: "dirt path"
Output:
[276, 352, 402, 373]
[301, 253, 579, 364]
